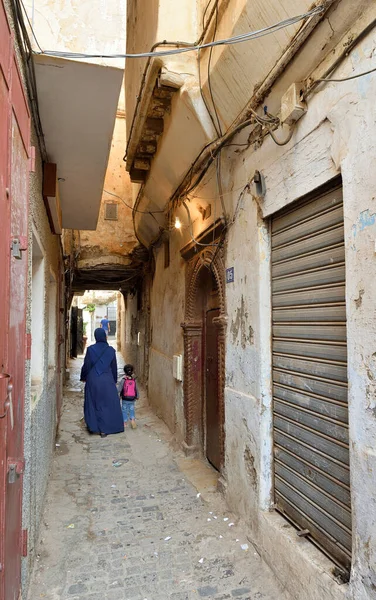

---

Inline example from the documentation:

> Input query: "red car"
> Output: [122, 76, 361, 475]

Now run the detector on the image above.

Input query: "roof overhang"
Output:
[33, 54, 123, 230]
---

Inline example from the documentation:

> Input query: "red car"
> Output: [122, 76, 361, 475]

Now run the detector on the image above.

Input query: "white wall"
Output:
[48, 271, 57, 372]
[31, 233, 45, 385]
[27, 0, 126, 69]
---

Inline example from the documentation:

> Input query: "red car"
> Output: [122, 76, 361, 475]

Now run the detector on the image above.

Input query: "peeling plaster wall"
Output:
[221, 28, 376, 600]
[127, 0, 374, 249]
[126, 1, 376, 598]
[120, 284, 150, 386]
[148, 240, 185, 435]
[117, 291, 126, 354]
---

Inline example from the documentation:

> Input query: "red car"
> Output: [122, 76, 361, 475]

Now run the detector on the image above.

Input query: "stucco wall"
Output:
[148, 242, 185, 434]
[119, 291, 143, 381]
[219, 25, 376, 600]
[126, 1, 376, 598]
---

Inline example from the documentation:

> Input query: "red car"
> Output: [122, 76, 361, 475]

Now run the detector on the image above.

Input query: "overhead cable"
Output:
[317, 65, 376, 82]
[33, 6, 324, 60]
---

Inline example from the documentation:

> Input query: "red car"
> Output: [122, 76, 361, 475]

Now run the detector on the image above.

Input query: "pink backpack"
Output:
[122, 378, 136, 398]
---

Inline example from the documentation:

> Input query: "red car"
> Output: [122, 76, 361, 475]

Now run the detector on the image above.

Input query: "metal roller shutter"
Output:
[271, 181, 351, 574]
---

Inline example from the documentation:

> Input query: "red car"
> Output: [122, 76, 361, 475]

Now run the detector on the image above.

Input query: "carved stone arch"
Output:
[185, 247, 226, 321]
[181, 244, 227, 471]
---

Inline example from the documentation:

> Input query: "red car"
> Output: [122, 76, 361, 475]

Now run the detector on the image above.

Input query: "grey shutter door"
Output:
[271, 183, 351, 572]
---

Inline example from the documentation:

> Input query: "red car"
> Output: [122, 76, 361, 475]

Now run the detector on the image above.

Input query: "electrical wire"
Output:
[228, 183, 251, 227]
[317, 65, 376, 82]
[103, 189, 164, 215]
[207, 2, 222, 136]
[175, 117, 254, 203]
[306, 17, 376, 95]
[196, 1, 221, 135]
[186, 178, 253, 201]
[19, 0, 43, 52]
[11, 0, 47, 160]
[198, 49, 219, 134]
[216, 151, 227, 221]
[267, 124, 295, 146]
[103, 189, 164, 232]
[182, 201, 219, 247]
[202, 0, 217, 32]
[33, 7, 324, 60]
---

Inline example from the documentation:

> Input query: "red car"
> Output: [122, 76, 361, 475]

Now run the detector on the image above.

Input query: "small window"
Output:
[104, 203, 118, 221]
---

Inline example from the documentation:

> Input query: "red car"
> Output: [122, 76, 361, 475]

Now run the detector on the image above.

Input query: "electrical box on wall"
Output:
[281, 82, 307, 125]
[173, 354, 183, 381]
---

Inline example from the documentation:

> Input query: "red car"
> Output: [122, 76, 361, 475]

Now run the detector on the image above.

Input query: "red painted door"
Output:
[205, 308, 220, 471]
[0, 1, 30, 598]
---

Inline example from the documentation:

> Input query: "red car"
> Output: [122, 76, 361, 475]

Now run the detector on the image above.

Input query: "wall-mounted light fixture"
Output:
[253, 170, 266, 199]
[175, 217, 182, 229]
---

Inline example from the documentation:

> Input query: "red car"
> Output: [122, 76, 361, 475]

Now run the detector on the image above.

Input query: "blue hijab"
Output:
[91, 328, 114, 375]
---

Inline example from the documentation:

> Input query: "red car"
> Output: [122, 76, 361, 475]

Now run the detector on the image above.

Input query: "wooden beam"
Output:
[130, 168, 147, 183]
[141, 132, 159, 143]
[150, 96, 171, 111]
[153, 87, 174, 100]
[43, 162, 57, 196]
[137, 141, 157, 155]
[134, 157, 151, 171]
[148, 106, 165, 119]
[144, 117, 164, 135]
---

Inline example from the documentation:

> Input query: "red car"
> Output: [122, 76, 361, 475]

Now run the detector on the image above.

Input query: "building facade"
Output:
[1, 1, 65, 597]
[1, 0, 129, 596]
[124, 1, 376, 599]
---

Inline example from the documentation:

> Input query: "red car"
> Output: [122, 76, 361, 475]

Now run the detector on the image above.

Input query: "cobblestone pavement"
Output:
[28, 354, 289, 600]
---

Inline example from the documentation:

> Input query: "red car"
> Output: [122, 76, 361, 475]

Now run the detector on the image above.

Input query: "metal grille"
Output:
[104, 202, 118, 220]
[107, 306, 117, 321]
[271, 182, 351, 573]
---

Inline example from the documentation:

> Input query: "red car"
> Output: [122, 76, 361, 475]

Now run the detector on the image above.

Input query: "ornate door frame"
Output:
[181, 246, 227, 470]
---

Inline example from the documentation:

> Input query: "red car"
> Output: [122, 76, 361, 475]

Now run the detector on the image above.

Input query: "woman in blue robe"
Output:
[80, 328, 124, 437]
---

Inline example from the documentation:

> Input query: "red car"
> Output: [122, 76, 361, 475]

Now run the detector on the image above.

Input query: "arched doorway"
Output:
[181, 247, 226, 471]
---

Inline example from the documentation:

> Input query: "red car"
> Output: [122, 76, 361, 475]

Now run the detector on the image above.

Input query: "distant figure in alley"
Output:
[80, 328, 124, 438]
[100, 313, 110, 337]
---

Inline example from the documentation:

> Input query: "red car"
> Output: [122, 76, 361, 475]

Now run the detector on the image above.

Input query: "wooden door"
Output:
[0, 2, 30, 597]
[205, 308, 220, 470]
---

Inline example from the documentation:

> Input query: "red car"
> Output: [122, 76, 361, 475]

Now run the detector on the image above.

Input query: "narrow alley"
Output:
[28, 355, 288, 600]
[2, 0, 376, 598]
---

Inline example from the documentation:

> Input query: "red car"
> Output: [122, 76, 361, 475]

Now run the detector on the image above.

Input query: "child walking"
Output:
[118, 364, 139, 429]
